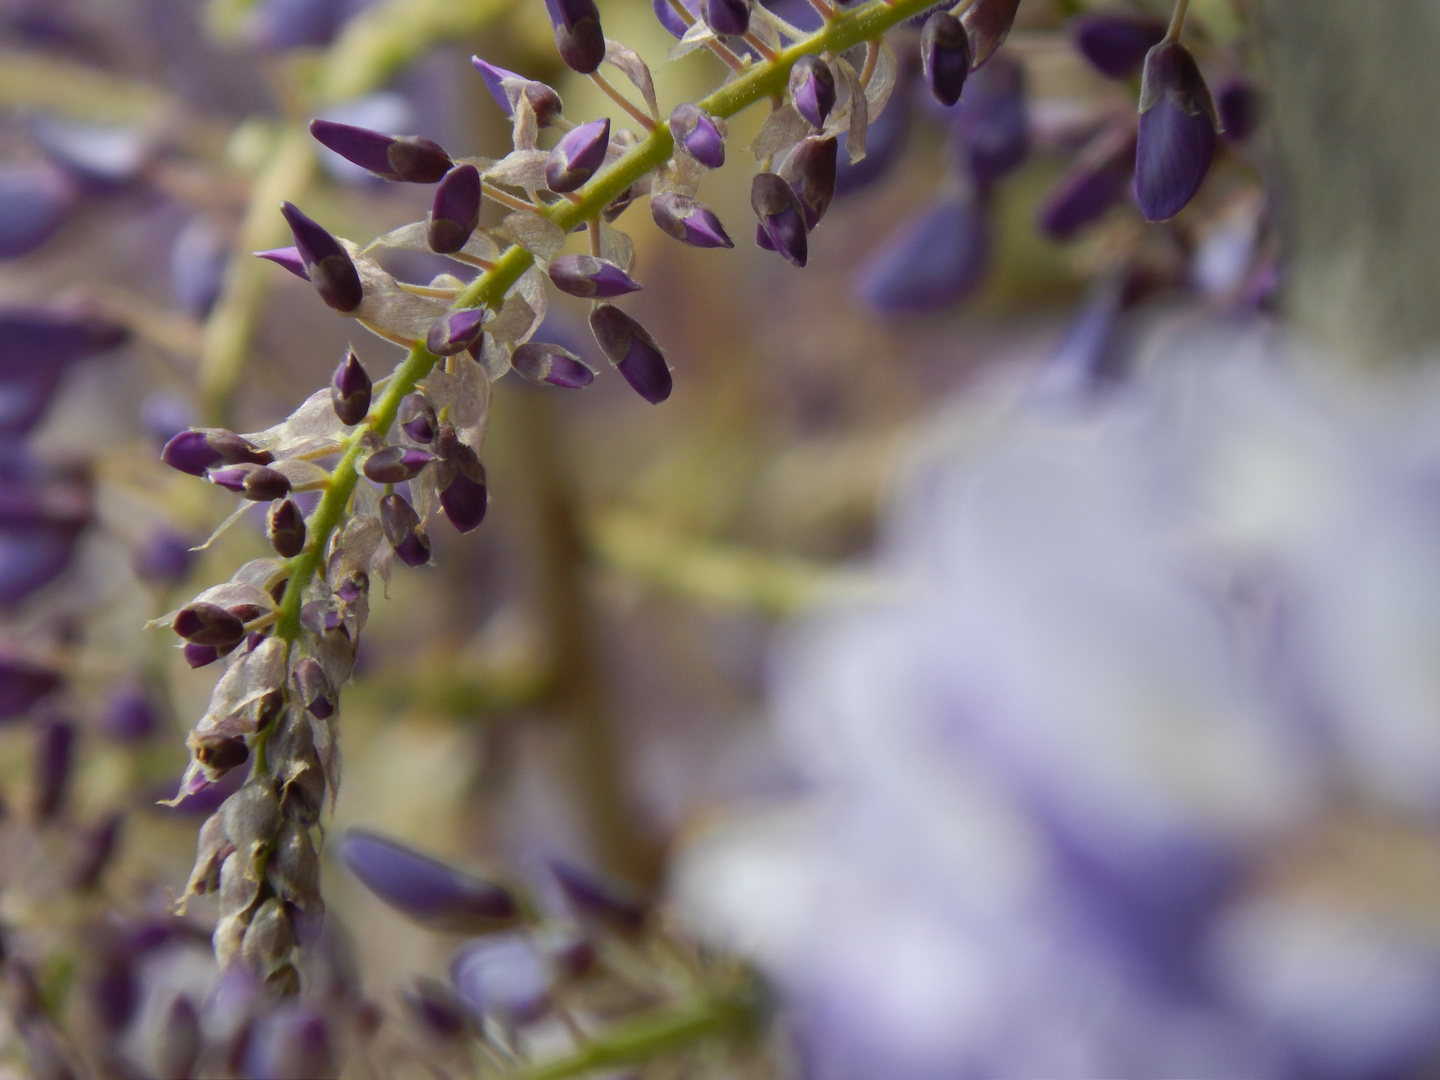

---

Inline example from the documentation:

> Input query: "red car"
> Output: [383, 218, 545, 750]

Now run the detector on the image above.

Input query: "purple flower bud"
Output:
[330, 348, 371, 425]
[511, 342, 596, 388]
[428, 164, 482, 254]
[1216, 77, 1260, 144]
[279, 201, 363, 313]
[267, 499, 307, 559]
[589, 304, 672, 404]
[440, 470, 488, 535]
[183, 643, 221, 668]
[1070, 12, 1168, 80]
[650, 192, 733, 249]
[1135, 40, 1218, 221]
[547, 254, 643, 299]
[364, 446, 437, 485]
[425, 308, 486, 356]
[291, 657, 335, 719]
[243, 1004, 334, 1080]
[0, 655, 60, 722]
[173, 602, 247, 647]
[1038, 123, 1137, 239]
[135, 528, 195, 584]
[450, 937, 551, 1025]
[249, 0, 351, 49]
[70, 811, 124, 892]
[379, 493, 431, 566]
[398, 393, 438, 443]
[102, 685, 158, 742]
[34, 717, 74, 822]
[790, 56, 837, 129]
[857, 194, 990, 313]
[920, 12, 971, 107]
[335, 572, 367, 604]
[669, 103, 726, 169]
[751, 172, 808, 267]
[160, 428, 272, 476]
[404, 978, 472, 1040]
[780, 135, 838, 231]
[652, 0, 693, 37]
[0, 164, 76, 259]
[961, 0, 1022, 70]
[193, 732, 249, 774]
[545, 117, 610, 193]
[703, 0, 750, 36]
[255, 246, 308, 279]
[171, 217, 229, 319]
[551, 862, 648, 936]
[341, 829, 522, 932]
[471, 58, 564, 126]
[208, 463, 292, 501]
[951, 51, 1030, 187]
[543, 0, 606, 73]
[308, 118, 453, 183]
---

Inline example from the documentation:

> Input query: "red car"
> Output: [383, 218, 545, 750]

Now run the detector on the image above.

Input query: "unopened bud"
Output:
[308, 119, 453, 183]
[545, 118, 610, 193]
[330, 349, 371, 426]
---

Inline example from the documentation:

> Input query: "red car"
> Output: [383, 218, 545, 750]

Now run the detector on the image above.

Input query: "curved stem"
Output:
[274, 0, 941, 641]
[1166, 0, 1191, 40]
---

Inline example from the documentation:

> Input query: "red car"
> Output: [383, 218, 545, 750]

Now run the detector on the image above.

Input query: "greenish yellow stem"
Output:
[273, 0, 940, 641]
[513, 995, 749, 1080]
[1166, 0, 1191, 40]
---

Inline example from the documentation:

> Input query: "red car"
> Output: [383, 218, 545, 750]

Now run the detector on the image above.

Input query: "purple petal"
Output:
[450, 938, 551, 1025]
[856, 195, 990, 313]
[703, 0, 750, 36]
[545, 118, 610, 193]
[255, 246, 308, 279]
[0, 653, 62, 720]
[547, 254, 643, 299]
[429, 164, 481, 254]
[1038, 125, 1137, 240]
[341, 829, 522, 932]
[0, 164, 77, 258]
[1071, 13, 1168, 80]
[650, 192, 733, 249]
[440, 471, 488, 534]
[949, 51, 1030, 187]
[511, 342, 595, 388]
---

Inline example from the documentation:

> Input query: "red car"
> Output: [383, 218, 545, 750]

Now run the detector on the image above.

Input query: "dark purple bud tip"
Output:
[308, 119, 452, 183]
[1038, 124, 1136, 240]
[426, 308, 486, 356]
[590, 304, 672, 404]
[961, 0, 1022, 70]
[1135, 40, 1218, 221]
[330, 349, 372, 425]
[789, 56, 837, 129]
[551, 862, 648, 936]
[440, 470, 488, 534]
[173, 602, 246, 647]
[0, 655, 62, 720]
[429, 164, 482, 254]
[751, 172, 808, 267]
[669, 104, 725, 169]
[545, 118, 610, 193]
[193, 732, 248, 773]
[754, 222, 774, 251]
[398, 393, 438, 443]
[920, 12, 971, 107]
[208, 464, 292, 501]
[341, 829, 522, 933]
[703, 0, 750, 35]
[255, 246, 308, 279]
[379, 493, 430, 566]
[291, 657, 335, 720]
[267, 499, 306, 559]
[161, 428, 271, 476]
[512, 342, 595, 388]
[1216, 77, 1260, 144]
[364, 446, 437, 485]
[650, 192, 733, 249]
[547, 254, 643, 299]
[1070, 13, 1167, 80]
[451, 938, 551, 1025]
[280, 202, 362, 313]
[857, 195, 990, 313]
[183, 643, 220, 668]
[780, 136, 838, 231]
[471, 58, 564, 127]
[544, 0, 605, 73]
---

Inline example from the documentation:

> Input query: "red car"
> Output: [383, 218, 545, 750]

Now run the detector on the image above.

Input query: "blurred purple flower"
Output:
[0, 163, 78, 258]
[341, 829, 522, 933]
[855, 193, 989, 314]
[678, 325, 1440, 1078]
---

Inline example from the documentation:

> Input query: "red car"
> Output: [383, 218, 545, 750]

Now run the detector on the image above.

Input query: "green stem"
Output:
[513, 994, 749, 1080]
[274, 0, 939, 640]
